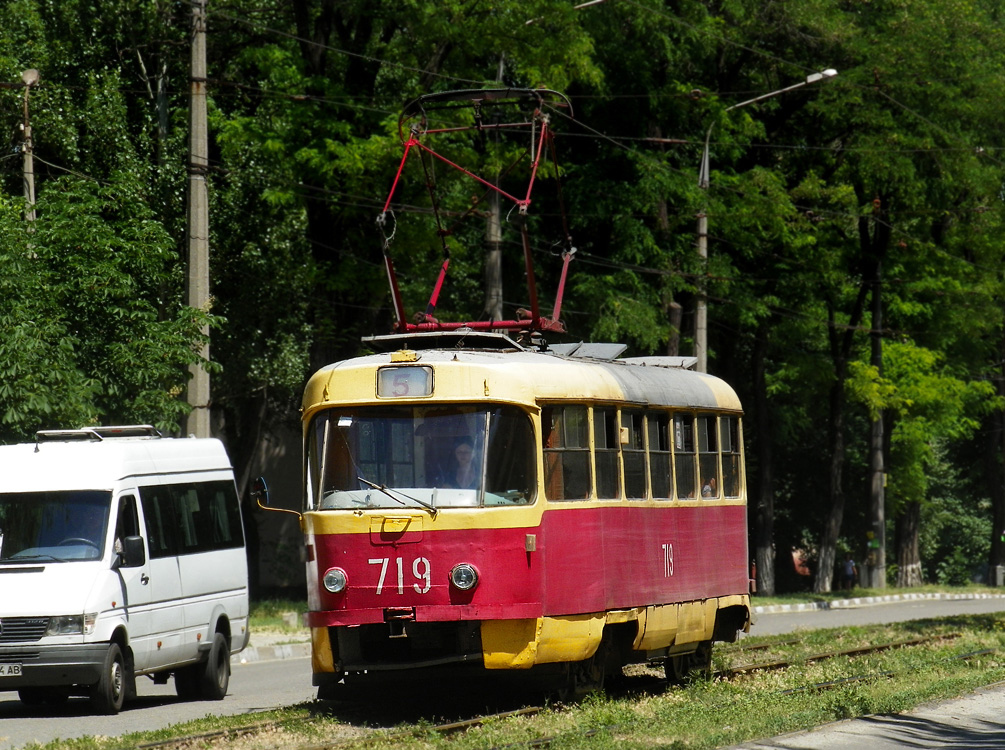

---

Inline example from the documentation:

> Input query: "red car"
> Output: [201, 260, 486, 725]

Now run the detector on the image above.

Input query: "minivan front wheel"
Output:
[90, 643, 126, 714]
[200, 632, 230, 700]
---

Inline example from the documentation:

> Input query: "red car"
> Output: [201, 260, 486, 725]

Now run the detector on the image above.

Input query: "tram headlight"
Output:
[449, 563, 479, 591]
[322, 567, 348, 594]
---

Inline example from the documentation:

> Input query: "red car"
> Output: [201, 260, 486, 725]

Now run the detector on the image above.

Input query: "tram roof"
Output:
[307, 332, 741, 413]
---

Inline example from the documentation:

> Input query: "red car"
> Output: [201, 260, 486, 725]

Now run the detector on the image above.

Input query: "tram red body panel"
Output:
[305, 502, 747, 628]
[541, 504, 748, 614]
[306, 524, 545, 626]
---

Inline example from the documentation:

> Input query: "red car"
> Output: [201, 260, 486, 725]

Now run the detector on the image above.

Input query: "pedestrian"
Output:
[842, 553, 858, 591]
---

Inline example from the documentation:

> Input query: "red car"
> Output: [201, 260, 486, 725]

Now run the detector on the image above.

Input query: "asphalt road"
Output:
[2, 595, 1005, 750]
[0, 649, 315, 750]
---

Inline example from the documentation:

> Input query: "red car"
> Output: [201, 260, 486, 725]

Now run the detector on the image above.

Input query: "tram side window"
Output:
[542, 405, 591, 501]
[648, 413, 672, 500]
[697, 414, 719, 498]
[594, 407, 620, 500]
[721, 415, 742, 498]
[674, 414, 696, 499]
[622, 410, 647, 500]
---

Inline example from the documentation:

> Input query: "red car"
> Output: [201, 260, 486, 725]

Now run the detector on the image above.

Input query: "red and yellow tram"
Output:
[297, 330, 751, 698]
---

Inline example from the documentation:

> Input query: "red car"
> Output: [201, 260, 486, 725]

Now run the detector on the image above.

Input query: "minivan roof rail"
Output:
[35, 425, 163, 443]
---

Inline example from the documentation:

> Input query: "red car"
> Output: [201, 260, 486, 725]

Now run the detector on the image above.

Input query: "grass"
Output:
[249, 598, 308, 634]
[26, 609, 1005, 750]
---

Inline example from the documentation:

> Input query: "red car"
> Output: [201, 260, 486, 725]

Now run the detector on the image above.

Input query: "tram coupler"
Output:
[384, 607, 416, 638]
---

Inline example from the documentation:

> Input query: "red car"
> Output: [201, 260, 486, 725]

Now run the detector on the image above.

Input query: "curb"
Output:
[237, 642, 311, 664]
[752, 591, 1005, 615]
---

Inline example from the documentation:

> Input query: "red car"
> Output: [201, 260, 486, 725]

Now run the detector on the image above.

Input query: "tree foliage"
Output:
[1, 0, 1005, 590]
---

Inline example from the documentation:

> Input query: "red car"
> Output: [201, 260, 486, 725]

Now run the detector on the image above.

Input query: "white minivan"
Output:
[0, 425, 250, 713]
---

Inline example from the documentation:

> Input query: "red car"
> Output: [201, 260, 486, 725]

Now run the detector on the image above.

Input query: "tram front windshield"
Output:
[307, 405, 535, 510]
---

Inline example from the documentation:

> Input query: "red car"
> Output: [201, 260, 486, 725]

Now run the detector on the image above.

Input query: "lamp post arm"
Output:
[699, 124, 714, 190]
[692, 68, 836, 374]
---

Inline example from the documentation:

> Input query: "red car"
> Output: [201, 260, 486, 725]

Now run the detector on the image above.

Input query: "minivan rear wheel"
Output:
[200, 632, 230, 700]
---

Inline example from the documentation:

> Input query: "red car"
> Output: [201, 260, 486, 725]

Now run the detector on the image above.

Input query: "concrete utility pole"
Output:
[21, 69, 39, 222]
[483, 54, 506, 323]
[186, 0, 211, 437]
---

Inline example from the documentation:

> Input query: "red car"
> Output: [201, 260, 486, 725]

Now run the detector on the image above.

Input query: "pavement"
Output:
[237, 626, 311, 664]
[751, 590, 1005, 615]
[733, 682, 1005, 749]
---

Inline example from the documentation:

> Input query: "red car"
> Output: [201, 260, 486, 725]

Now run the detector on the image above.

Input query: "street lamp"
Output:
[694, 69, 837, 373]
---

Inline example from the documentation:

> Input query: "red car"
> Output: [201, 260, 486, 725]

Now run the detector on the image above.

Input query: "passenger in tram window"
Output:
[701, 477, 717, 498]
[447, 437, 479, 489]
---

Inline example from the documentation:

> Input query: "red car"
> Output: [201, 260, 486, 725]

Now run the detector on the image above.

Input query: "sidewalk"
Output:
[734, 681, 1005, 749]
[237, 628, 311, 664]
[752, 591, 1005, 615]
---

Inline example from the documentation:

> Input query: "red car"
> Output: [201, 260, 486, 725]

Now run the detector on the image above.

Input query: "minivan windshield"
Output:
[0, 491, 111, 562]
[307, 405, 536, 511]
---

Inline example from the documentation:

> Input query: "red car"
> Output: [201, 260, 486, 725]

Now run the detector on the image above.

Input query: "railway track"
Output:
[132, 633, 981, 750]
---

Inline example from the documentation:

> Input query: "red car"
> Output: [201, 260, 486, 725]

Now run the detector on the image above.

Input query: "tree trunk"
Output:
[815, 200, 890, 593]
[988, 332, 1005, 579]
[814, 369, 846, 593]
[896, 500, 924, 586]
[867, 259, 886, 588]
[752, 330, 776, 595]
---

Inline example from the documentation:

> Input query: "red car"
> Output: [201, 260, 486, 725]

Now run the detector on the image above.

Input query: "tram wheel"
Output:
[558, 655, 605, 701]
[665, 640, 712, 685]
[557, 635, 614, 701]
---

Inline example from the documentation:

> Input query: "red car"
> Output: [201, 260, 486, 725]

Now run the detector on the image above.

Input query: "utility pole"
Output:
[483, 54, 505, 323]
[186, 0, 211, 437]
[21, 69, 39, 222]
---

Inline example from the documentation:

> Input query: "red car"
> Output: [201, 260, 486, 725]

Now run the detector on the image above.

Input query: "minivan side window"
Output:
[114, 495, 140, 550]
[140, 481, 244, 558]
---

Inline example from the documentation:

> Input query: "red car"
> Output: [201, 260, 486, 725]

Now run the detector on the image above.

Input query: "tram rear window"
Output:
[306, 405, 535, 510]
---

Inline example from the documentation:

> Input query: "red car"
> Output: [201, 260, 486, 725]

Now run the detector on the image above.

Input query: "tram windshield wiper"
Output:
[356, 476, 438, 518]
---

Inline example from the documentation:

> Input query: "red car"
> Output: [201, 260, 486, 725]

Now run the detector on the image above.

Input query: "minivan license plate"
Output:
[0, 663, 22, 677]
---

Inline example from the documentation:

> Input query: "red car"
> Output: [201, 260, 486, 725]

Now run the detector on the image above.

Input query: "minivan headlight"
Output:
[45, 613, 97, 636]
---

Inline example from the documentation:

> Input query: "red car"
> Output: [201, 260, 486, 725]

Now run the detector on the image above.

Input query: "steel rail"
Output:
[130, 633, 973, 750]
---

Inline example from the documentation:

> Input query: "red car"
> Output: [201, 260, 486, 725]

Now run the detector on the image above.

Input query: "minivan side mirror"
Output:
[118, 536, 146, 568]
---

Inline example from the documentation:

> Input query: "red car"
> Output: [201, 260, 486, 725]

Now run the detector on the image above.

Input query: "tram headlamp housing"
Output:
[449, 563, 479, 591]
[322, 567, 348, 594]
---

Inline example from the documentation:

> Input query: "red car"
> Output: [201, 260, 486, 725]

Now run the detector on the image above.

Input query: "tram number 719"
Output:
[368, 557, 432, 594]
[662, 543, 674, 578]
